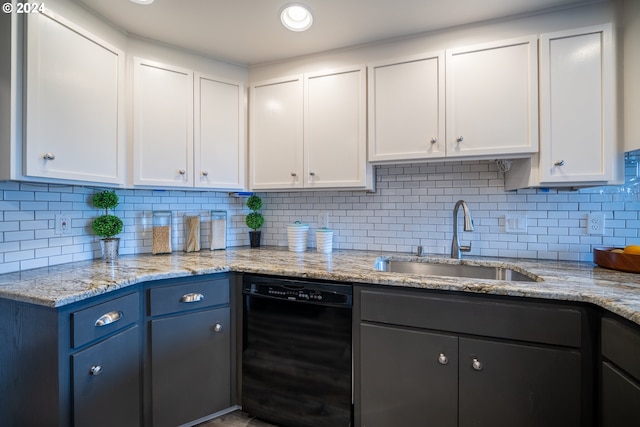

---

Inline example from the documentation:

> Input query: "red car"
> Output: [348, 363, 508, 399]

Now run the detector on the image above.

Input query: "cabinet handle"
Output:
[456, 136, 464, 143]
[438, 353, 449, 365]
[95, 310, 123, 327]
[43, 153, 55, 160]
[554, 160, 565, 166]
[214, 323, 223, 333]
[89, 365, 103, 376]
[290, 172, 297, 177]
[309, 171, 315, 176]
[472, 358, 483, 371]
[180, 292, 204, 303]
[201, 170, 209, 176]
[430, 138, 437, 144]
[178, 169, 186, 175]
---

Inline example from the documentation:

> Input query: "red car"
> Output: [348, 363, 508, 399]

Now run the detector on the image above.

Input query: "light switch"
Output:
[505, 214, 527, 233]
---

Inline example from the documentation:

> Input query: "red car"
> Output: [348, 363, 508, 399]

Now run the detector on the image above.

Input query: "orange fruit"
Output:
[623, 245, 640, 255]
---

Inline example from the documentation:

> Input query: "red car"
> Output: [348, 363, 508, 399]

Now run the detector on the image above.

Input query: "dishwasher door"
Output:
[242, 276, 353, 427]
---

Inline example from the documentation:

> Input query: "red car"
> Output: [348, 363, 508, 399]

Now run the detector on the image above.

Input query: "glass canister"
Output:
[210, 210, 227, 250]
[152, 211, 172, 254]
[183, 213, 201, 252]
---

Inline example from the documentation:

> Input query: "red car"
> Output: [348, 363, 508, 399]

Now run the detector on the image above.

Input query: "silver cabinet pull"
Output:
[180, 293, 204, 303]
[89, 365, 103, 376]
[309, 171, 315, 176]
[438, 353, 449, 365]
[202, 170, 209, 176]
[456, 136, 464, 143]
[472, 358, 483, 371]
[95, 310, 123, 327]
[290, 171, 297, 177]
[178, 169, 186, 175]
[43, 153, 55, 160]
[430, 138, 437, 144]
[214, 323, 223, 333]
[554, 160, 565, 166]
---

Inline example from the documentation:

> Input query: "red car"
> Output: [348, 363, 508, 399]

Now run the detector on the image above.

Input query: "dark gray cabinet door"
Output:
[151, 306, 231, 427]
[72, 325, 141, 427]
[601, 361, 640, 427]
[360, 323, 458, 427]
[458, 337, 582, 427]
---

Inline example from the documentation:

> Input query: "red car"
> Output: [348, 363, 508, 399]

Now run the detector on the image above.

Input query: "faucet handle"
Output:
[460, 243, 472, 253]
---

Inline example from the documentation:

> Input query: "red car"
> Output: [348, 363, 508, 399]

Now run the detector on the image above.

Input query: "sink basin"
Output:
[374, 259, 537, 282]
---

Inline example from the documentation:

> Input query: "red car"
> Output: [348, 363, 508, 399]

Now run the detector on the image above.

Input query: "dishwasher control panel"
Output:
[243, 279, 352, 306]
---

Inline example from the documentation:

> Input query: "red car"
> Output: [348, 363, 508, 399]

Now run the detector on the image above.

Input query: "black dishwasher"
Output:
[242, 275, 353, 427]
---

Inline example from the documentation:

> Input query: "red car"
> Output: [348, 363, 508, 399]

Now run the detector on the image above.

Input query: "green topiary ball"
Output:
[245, 212, 264, 231]
[92, 214, 123, 238]
[246, 194, 263, 212]
[92, 190, 119, 210]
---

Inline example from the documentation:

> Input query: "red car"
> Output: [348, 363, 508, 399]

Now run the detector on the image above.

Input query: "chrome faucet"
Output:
[451, 200, 474, 259]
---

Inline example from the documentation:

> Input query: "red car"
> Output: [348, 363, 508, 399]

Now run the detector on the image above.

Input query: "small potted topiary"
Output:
[245, 194, 264, 248]
[92, 190, 123, 261]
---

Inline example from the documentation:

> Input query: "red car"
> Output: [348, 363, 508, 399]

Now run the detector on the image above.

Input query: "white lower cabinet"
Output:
[133, 58, 246, 190]
[250, 66, 372, 191]
[446, 35, 538, 159]
[24, 9, 125, 185]
[505, 24, 622, 190]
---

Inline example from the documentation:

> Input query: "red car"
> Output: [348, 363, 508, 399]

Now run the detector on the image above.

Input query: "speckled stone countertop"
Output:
[1, 247, 639, 325]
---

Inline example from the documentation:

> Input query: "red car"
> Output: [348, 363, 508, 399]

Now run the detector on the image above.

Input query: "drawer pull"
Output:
[95, 311, 123, 327]
[180, 293, 204, 303]
[214, 323, 223, 333]
[438, 353, 449, 365]
[89, 365, 103, 376]
[472, 358, 483, 371]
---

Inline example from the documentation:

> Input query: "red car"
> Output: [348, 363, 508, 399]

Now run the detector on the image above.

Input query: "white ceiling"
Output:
[75, 0, 596, 66]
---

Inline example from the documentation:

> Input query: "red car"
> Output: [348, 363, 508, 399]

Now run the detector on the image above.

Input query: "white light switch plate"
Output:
[587, 212, 605, 235]
[505, 214, 527, 233]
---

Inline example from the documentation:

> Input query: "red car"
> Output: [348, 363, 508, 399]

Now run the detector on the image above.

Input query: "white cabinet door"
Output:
[538, 24, 620, 184]
[133, 58, 193, 187]
[368, 52, 445, 162]
[446, 36, 538, 158]
[24, 10, 125, 185]
[250, 75, 304, 190]
[305, 65, 370, 188]
[194, 73, 245, 190]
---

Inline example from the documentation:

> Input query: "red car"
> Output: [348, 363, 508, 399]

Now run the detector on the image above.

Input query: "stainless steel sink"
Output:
[374, 259, 537, 282]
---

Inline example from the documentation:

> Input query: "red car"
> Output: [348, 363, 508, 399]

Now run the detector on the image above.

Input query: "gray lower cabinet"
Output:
[356, 287, 588, 427]
[147, 275, 232, 427]
[600, 316, 640, 426]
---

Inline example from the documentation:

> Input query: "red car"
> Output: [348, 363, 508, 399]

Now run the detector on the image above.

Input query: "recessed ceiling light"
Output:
[129, 0, 154, 5]
[280, 3, 313, 32]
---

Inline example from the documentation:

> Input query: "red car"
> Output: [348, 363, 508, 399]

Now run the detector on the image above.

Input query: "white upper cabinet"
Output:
[250, 66, 372, 191]
[304, 66, 371, 189]
[505, 24, 622, 189]
[446, 36, 538, 159]
[24, 9, 125, 185]
[133, 58, 194, 188]
[194, 73, 245, 190]
[538, 24, 620, 184]
[368, 52, 445, 163]
[250, 75, 304, 190]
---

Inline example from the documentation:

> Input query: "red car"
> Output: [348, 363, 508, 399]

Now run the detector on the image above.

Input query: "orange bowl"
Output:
[593, 247, 640, 273]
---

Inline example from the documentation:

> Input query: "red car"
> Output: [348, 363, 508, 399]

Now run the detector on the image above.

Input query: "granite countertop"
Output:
[1, 247, 639, 325]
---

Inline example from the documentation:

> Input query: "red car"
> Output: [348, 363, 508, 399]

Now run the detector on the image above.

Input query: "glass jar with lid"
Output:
[183, 213, 201, 252]
[152, 211, 172, 254]
[210, 210, 227, 250]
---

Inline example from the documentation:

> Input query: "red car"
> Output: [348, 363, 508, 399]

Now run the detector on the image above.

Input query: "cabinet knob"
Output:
[309, 171, 315, 176]
[95, 310, 123, 327]
[430, 138, 437, 144]
[472, 358, 483, 371]
[438, 353, 449, 365]
[43, 153, 55, 160]
[456, 136, 464, 143]
[201, 170, 209, 176]
[89, 365, 103, 376]
[214, 323, 223, 333]
[290, 172, 297, 177]
[178, 169, 186, 175]
[180, 293, 204, 303]
[554, 160, 565, 167]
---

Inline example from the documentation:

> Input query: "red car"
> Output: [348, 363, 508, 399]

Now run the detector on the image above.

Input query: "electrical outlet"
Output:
[587, 212, 605, 235]
[55, 213, 72, 235]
